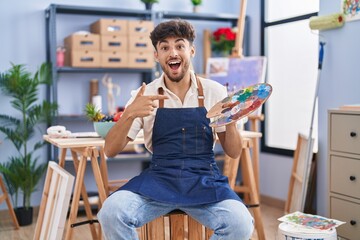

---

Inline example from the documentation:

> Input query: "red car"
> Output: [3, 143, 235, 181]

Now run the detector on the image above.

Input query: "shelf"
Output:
[47, 4, 152, 19]
[57, 67, 154, 74]
[158, 11, 238, 23]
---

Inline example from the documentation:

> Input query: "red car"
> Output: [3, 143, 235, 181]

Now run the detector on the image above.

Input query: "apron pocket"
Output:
[182, 126, 208, 154]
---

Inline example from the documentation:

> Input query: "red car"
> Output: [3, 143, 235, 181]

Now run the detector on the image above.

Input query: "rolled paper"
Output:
[92, 95, 102, 112]
[309, 13, 345, 31]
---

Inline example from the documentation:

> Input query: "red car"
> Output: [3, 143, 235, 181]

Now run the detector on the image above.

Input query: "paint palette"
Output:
[207, 83, 272, 127]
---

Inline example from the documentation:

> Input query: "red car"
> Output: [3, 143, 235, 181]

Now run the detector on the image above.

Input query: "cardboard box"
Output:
[128, 20, 154, 36]
[128, 36, 153, 52]
[101, 51, 128, 68]
[65, 50, 101, 68]
[64, 34, 100, 51]
[91, 19, 128, 35]
[128, 52, 154, 69]
[100, 35, 128, 51]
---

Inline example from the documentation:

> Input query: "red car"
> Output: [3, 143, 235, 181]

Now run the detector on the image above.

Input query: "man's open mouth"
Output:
[168, 60, 181, 70]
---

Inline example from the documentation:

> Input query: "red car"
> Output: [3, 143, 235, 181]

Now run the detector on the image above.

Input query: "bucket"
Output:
[278, 222, 337, 240]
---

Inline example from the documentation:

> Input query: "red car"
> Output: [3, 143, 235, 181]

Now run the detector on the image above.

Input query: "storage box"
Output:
[128, 36, 153, 52]
[100, 35, 128, 51]
[65, 50, 101, 68]
[91, 19, 128, 35]
[101, 51, 128, 68]
[128, 52, 154, 69]
[64, 34, 100, 51]
[128, 20, 154, 36]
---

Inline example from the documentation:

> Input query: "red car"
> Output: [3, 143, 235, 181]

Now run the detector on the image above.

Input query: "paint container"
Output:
[278, 223, 337, 240]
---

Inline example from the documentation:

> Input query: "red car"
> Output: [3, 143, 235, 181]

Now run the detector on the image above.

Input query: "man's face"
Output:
[154, 37, 195, 83]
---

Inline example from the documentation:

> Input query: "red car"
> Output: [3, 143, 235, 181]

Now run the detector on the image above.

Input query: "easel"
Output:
[228, 0, 265, 196]
[0, 175, 20, 229]
[0, 140, 20, 229]
[222, 1, 265, 239]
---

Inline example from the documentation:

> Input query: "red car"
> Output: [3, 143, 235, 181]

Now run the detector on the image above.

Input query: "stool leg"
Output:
[241, 148, 265, 240]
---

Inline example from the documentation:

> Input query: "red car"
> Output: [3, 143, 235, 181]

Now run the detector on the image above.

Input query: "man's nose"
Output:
[169, 48, 179, 57]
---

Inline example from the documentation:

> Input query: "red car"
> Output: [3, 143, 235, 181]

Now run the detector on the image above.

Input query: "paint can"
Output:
[277, 222, 337, 240]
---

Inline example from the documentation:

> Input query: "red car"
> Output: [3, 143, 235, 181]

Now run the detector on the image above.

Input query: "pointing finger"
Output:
[148, 95, 169, 101]
[136, 83, 146, 97]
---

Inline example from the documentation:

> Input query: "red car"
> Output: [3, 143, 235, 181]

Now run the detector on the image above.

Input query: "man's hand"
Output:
[125, 83, 168, 119]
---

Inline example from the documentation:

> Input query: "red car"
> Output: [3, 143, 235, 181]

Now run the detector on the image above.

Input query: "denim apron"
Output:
[120, 78, 241, 206]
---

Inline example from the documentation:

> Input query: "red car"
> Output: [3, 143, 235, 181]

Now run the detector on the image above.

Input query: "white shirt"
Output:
[126, 71, 227, 153]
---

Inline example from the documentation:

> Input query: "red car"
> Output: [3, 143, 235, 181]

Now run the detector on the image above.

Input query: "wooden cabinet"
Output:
[328, 109, 360, 239]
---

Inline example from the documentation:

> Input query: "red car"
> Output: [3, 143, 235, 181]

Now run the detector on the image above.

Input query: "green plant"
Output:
[191, 0, 202, 6]
[140, 0, 159, 3]
[0, 63, 58, 210]
[85, 103, 104, 122]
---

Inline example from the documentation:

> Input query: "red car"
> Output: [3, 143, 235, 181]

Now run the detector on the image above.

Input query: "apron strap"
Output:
[196, 75, 204, 107]
[158, 87, 164, 108]
[157, 75, 204, 108]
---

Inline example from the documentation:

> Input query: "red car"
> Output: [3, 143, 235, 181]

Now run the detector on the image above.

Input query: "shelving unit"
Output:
[45, 4, 155, 121]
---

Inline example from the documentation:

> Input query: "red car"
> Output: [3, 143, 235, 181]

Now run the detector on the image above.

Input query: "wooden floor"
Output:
[0, 203, 284, 240]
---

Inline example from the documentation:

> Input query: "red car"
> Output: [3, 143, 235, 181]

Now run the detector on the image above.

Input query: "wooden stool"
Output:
[139, 210, 213, 240]
[0, 175, 19, 229]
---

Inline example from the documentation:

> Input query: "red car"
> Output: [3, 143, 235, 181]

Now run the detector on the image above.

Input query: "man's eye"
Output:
[161, 46, 168, 51]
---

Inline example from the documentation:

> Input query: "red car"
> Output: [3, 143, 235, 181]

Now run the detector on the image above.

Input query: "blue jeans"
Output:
[97, 190, 254, 240]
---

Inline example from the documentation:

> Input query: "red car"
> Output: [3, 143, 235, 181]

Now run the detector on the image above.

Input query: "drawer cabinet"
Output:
[328, 109, 360, 239]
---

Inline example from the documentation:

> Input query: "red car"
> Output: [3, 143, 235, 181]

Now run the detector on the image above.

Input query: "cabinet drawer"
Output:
[330, 197, 360, 239]
[330, 155, 360, 198]
[330, 113, 360, 155]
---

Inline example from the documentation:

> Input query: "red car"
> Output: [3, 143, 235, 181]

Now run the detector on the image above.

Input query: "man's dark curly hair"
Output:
[150, 19, 196, 50]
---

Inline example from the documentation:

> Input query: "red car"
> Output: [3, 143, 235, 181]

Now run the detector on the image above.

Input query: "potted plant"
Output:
[140, 0, 159, 10]
[191, 0, 202, 12]
[0, 63, 58, 226]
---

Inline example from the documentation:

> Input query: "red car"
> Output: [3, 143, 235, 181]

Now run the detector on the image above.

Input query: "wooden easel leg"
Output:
[90, 147, 108, 240]
[59, 148, 67, 168]
[65, 150, 87, 240]
[241, 148, 265, 240]
[65, 148, 99, 240]
[98, 147, 110, 197]
[71, 149, 98, 240]
[0, 176, 19, 229]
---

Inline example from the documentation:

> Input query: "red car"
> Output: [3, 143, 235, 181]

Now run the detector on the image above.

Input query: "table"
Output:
[43, 135, 145, 240]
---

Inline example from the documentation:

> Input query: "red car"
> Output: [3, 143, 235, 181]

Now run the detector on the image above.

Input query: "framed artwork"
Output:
[341, 0, 360, 21]
[206, 56, 267, 92]
[33, 161, 74, 240]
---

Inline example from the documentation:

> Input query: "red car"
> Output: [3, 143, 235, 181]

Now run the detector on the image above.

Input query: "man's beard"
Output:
[161, 60, 190, 83]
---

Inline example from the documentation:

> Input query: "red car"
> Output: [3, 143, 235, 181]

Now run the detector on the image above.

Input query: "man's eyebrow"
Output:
[159, 39, 169, 44]
[175, 38, 186, 43]
[158, 38, 186, 44]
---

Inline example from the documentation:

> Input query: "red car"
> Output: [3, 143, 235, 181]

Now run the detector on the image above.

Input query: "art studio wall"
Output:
[1, 0, 358, 218]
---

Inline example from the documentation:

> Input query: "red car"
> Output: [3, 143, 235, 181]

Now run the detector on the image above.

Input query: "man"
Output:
[98, 19, 254, 239]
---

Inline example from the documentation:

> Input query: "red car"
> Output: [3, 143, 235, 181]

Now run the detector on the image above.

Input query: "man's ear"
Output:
[154, 51, 159, 62]
[191, 45, 196, 58]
